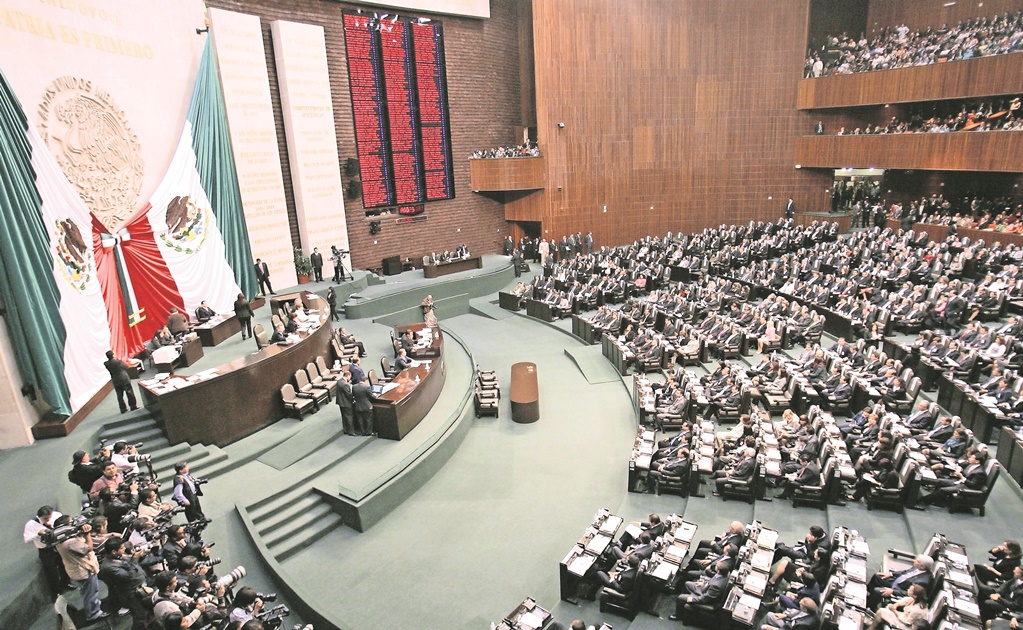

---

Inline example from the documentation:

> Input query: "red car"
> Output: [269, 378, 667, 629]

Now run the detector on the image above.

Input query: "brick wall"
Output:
[204, 0, 525, 270]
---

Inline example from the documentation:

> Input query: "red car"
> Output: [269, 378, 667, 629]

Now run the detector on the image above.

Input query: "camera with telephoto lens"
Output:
[182, 518, 212, 535]
[257, 592, 278, 603]
[153, 506, 186, 523]
[257, 604, 291, 627]
[292, 625, 314, 630]
[39, 515, 90, 546]
[215, 566, 246, 589]
[197, 557, 222, 569]
[193, 477, 209, 486]
[126, 453, 151, 463]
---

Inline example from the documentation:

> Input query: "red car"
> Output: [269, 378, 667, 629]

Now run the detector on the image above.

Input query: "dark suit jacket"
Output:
[255, 262, 270, 280]
[352, 382, 373, 412]
[889, 567, 933, 597]
[336, 379, 354, 410]
[349, 364, 365, 384]
[167, 312, 188, 335]
[729, 457, 756, 480]
[794, 461, 821, 487]
[104, 359, 132, 387]
[689, 572, 729, 605]
[395, 355, 413, 370]
[607, 566, 638, 594]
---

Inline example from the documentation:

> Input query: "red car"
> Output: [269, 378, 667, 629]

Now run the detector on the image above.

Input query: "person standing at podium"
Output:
[421, 295, 438, 326]
[352, 378, 374, 436]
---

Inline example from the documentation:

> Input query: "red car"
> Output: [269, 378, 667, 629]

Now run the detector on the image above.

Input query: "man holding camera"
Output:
[23, 505, 72, 597]
[89, 461, 136, 502]
[173, 461, 206, 523]
[53, 516, 106, 621]
[99, 538, 149, 629]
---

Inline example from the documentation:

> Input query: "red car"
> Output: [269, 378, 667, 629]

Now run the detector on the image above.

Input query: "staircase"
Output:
[246, 486, 346, 562]
[96, 415, 231, 486]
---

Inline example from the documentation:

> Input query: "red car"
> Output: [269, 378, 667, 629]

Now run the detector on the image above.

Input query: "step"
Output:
[247, 484, 311, 521]
[263, 502, 336, 549]
[99, 420, 163, 444]
[153, 446, 209, 479]
[274, 513, 346, 562]
[255, 493, 322, 533]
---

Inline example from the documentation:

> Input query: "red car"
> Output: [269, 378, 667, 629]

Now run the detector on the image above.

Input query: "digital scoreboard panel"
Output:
[343, 13, 455, 210]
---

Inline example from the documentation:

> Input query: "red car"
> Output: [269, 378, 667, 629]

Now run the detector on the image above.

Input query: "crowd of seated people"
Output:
[886, 193, 1023, 234]
[25, 440, 295, 630]
[835, 97, 1023, 136]
[805, 10, 1023, 78]
[424, 244, 470, 265]
[468, 140, 540, 159]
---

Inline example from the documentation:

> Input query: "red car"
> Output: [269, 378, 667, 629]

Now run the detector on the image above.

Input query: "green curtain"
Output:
[0, 69, 72, 416]
[188, 38, 259, 299]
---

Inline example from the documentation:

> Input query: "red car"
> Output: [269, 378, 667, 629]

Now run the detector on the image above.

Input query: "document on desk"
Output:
[652, 561, 675, 581]
[675, 521, 698, 542]
[518, 611, 544, 629]
[380, 383, 401, 394]
[586, 533, 611, 554]
[568, 553, 595, 576]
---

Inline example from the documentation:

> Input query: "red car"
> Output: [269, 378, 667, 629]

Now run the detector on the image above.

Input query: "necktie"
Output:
[892, 568, 922, 588]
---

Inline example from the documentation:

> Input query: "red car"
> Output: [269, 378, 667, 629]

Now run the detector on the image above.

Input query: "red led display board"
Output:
[342, 12, 455, 210]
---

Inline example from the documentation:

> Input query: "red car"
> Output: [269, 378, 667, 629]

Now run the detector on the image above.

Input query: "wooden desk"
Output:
[422, 256, 483, 278]
[194, 315, 241, 347]
[153, 336, 205, 374]
[373, 324, 445, 440]
[510, 362, 540, 423]
[139, 294, 332, 446]
[499, 291, 524, 311]
[395, 322, 441, 358]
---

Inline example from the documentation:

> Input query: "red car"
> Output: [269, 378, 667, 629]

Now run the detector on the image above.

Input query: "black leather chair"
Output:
[948, 459, 999, 516]
[599, 568, 648, 620]
[865, 459, 917, 513]
[791, 457, 836, 509]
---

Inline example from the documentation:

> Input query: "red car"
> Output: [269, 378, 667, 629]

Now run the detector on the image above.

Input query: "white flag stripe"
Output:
[147, 121, 241, 318]
[27, 124, 113, 413]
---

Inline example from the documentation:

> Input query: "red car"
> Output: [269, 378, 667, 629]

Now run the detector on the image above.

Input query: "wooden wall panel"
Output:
[468, 157, 546, 191]
[795, 131, 1023, 172]
[531, 0, 830, 248]
[798, 53, 1023, 109]
[867, 0, 1023, 35]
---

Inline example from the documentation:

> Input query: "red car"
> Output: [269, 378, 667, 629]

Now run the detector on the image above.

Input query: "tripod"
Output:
[332, 258, 353, 283]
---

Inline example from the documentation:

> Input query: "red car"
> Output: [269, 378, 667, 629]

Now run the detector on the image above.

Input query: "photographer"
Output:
[137, 488, 175, 522]
[95, 487, 133, 535]
[111, 440, 141, 475]
[89, 461, 137, 503]
[152, 571, 208, 628]
[99, 538, 149, 629]
[172, 462, 206, 523]
[23, 505, 71, 597]
[229, 586, 264, 625]
[68, 450, 103, 495]
[53, 516, 106, 622]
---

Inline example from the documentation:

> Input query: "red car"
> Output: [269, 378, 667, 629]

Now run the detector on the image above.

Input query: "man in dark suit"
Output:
[692, 521, 746, 561]
[194, 301, 215, 324]
[905, 401, 934, 433]
[394, 349, 414, 371]
[594, 553, 639, 594]
[684, 544, 737, 583]
[254, 258, 274, 296]
[670, 563, 729, 620]
[762, 597, 818, 630]
[921, 415, 955, 443]
[166, 308, 188, 337]
[777, 452, 820, 500]
[646, 448, 689, 493]
[103, 351, 138, 414]
[348, 356, 365, 384]
[352, 378, 374, 436]
[310, 248, 323, 282]
[336, 371, 355, 435]
[617, 514, 665, 548]
[867, 555, 935, 609]
[981, 565, 1023, 623]
[269, 323, 287, 344]
[917, 452, 989, 507]
[714, 448, 756, 496]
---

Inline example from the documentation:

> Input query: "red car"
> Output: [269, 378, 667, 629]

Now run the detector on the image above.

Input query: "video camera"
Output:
[257, 592, 278, 603]
[257, 603, 291, 627]
[39, 515, 90, 547]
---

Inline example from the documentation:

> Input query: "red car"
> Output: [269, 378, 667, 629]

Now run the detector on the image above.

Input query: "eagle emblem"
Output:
[158, 195, 209, 254]
[53, 218, 94, 291]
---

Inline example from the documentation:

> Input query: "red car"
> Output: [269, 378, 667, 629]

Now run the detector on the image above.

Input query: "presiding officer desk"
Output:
[139, 292, 333, 446]
[422, 255, 483, 278]
[373, 323, 446, 440]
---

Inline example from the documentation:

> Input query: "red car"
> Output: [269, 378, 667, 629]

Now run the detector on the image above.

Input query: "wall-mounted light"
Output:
[557, 122, 565, 129]
[602, 205, 607, 213]
[794, 164, 802, 169]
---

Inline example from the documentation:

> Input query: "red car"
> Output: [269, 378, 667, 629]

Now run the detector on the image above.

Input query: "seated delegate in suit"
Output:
[645, 447, 690, 493]
[776, 452, 821, 500]
[869, 584, 928, 630]
[593, 553, 639, 594]
[268, 324, 287, 344]
[616, 513, 665, 548]
[713, 447, 756, 496]
[670, 563, 729, 621]
[867, 555, 934, 610]
[980, 566, 1023, 624]
[761, 597, 819, 630]
[394, 349, 413, 371]
[692, 521, 746, 561]
[152, 326, 174, 349]
[194, 301, 215, 324]
[915, 451, 988, 507]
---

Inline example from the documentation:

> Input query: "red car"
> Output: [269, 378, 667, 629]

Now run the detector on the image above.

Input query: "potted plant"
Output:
[294, 247, 312, 284]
